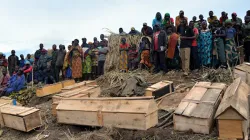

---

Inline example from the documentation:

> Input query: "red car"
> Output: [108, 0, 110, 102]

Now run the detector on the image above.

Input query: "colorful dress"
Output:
[119, 43, 129, 71]
[225, 27, 239, 65]
[69, 46, 83, 78]
[82, 48, 92, 74]
[167, 33, 181, 69]
[198, 29, 213, 66]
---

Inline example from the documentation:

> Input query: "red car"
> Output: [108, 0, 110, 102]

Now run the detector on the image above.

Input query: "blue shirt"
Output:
[226, 27, 236, 39]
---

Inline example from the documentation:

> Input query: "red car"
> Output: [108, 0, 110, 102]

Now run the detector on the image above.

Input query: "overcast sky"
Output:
[0, 0, 248, 56]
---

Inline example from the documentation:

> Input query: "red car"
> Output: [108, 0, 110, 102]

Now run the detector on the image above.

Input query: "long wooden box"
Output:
[61, 80, 75, 88]
[234, 63, 250, 86]
[0, 105, 42, 132]
[174, 82, 226, 134]
[61, 81, 97, 92]
[56, 97, 158, 130]
[52, 86, 100, 116]
[36, 82, 62, 97]
[145, 81, 173, 99]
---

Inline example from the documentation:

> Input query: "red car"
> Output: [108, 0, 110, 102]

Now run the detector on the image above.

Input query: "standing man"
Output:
[141, 23, 153, 36]
[220, 11, 228, 26]
[8, 50, 19, 76]
[177, 20, 195, 75]
[19, 54, 25, 68]
[51, 44, 58, 80]
[151, 23, 167, 74]
[100, 34, 108, 47]
[192, 16, 199, 28]
[129, 27, 140, 35]
[98, 42, 108, 75]
[81, 38, 89, 48]
[243, 16, 250, 62]
[34, 43, 44, 62]
[198, 14, 207, 30]
[189, 21, 200, 70]
[26, 54, 34, 65]
[175, 10, 188, 29]
[207, 11, 218, 27]
[231, 12, 242, 27]
[55, 45, 66, 82]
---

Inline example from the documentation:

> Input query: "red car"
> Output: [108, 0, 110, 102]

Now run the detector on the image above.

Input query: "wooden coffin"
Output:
[234, 63, 250, 85]
[52, 86, 100, 116]
[61, 80, 75, 88]
[36, 82, 62, 97]
[0, 97, 21, 106]
[215, 78, 249, 140]
[145, 81, 174, 99]
[61, 81, 97, 92]
[0, 105, 42, 132]
[56, 97, 158, 130]
[174, 82, 226, 134]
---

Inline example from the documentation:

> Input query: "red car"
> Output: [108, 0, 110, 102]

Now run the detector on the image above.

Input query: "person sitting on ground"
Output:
[98, 42, 109, 76]
[141, 23, 153, 36]
[128, 44, 138, 71]
[2, 69, 25, 96]
[100, 34, 108, 47]
[26, 54, 34, 65]
[175, 10, 188, 29]
[220, 11, 228, 26]
[139, 36, 152, 70]
[119, 38, 130, 72]
[119, 28, 127, 35]
[22, 61, 33, 83]
[152, 12, 163, 31]
[44, 65, 56, 84]
[19, 54, 25, 68]
[0, 68, 10, 94]
[129, 27, 140, 35]
[207, 11, 218, 28]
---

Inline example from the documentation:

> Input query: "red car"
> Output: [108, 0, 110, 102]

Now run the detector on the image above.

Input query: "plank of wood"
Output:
[184, 82, 210, 101]
[217, 108, 244, 120]
[234, 69, 248, 84]
[218, 120, 243, 139]
[0, 105, 38, 116]
[194, 85, 225, 90]
[174, 121, 210, 134]
[200, 89, 222, 105]
[182, 103, 197, 117]
[235, 63, 250, 74]
[63, 96, 154, 100]
[174, 114, 210, 126]
[61, 80, 75, 88]
[2, 114, 26, 131]
[36, 82, 62, 97]
[174, 101, 189, 115]
[61, 81, 97, 91]
[146, 111, 159, 129]
[23, 111, 42, 132]
[190, 103, 214, 119]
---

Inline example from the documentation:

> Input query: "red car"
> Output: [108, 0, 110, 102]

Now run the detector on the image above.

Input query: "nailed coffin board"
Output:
[215, 78, 249, 140]
[174, 82, 226, 134]
[145, 81, 174, 99]
[36, 82, 63, 97]
[61, 80, 75, 88]
[0, 105, 42, 132]
[52, 86, 100, 116]
[0, 97, 21, 106]
[56, 97, 158, 130]
[61, 81, 97, 92]
[234, 63, 250, 85]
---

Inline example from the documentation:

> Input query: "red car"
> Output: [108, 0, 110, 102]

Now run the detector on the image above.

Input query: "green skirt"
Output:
[82, 56, 92, 74]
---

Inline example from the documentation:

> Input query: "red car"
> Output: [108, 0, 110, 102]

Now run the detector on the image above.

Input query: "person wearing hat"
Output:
[231, 12, 242, 27]
[23, 61, 33, 83]
[141, 23, 153, 36]
[1, 69, 25, 96]
[152, 23, 167, 74]
[162, 13, 174, 31]
[207, 11, 218, 26]
[129, 27, 140, 35]
[8, 50, 19, 76]
[224, 19, 239, 66]
[175, 10, 188, 29]
[243, 16, 250, 62]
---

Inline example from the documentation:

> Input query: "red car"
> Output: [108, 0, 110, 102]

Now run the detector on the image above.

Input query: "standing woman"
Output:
[82, 42, 92, 80]
[224, 20, 239, 66]
[68, 39, 83, 80]
[119, 38, 130, 72]
[198, 21, 213, 67]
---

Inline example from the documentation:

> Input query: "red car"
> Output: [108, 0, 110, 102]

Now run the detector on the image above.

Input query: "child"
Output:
[119, 38, 129, 72]
[128, 44, 138, 71]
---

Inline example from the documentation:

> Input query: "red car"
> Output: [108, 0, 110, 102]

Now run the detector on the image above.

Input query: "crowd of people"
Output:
[0, 10, 250, 96]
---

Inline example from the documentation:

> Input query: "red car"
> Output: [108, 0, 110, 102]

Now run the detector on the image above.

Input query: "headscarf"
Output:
[162, 13, 171, 26]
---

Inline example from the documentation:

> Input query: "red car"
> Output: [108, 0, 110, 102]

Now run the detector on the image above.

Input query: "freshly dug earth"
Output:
[0, 68, 233, 140]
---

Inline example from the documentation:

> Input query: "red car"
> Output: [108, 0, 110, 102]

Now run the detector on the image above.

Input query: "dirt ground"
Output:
[0, 69, 231, 140]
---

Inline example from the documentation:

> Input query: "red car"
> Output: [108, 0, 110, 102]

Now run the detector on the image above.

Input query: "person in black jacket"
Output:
[141, 23, 153, 36]
[151, 23, 167, 73]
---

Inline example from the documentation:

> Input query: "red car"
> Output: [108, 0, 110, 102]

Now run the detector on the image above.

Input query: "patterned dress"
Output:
[119, 43, 130, 71]
[198, 29, 213, 66]
[82, 48, 92, 74]
[69, 46, 83, 78]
